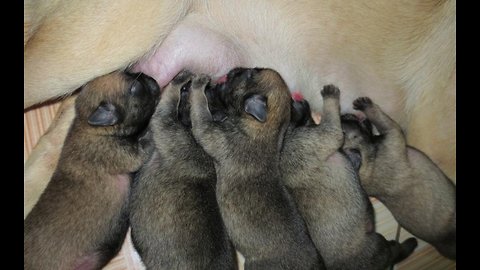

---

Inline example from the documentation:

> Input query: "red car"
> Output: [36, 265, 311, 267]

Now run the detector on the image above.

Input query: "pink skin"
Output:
[292, 91, 304, 102]
[130, 18, 385, 121]
[131, 22, 244, 89]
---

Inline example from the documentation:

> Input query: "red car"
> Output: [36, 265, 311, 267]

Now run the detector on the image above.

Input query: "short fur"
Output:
[341, 97, 456, 260]
[24, 72, 159, 269]
[281, 85, 418, 270]
[129, 70, 237, 269]
[189, 68, 324, 269]
[24, 94, 77, 218]
[24, 0, 456, 220]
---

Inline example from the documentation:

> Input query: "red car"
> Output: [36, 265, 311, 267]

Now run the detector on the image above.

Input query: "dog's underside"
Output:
[24, 1, 455, 219]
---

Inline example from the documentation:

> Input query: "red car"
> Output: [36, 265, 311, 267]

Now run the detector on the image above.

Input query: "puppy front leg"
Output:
[189, 75, 227, 154]
[353, 97, 407, 154]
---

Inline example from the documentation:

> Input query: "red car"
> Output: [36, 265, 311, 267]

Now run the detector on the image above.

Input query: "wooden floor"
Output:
[24, 102, 456, 270]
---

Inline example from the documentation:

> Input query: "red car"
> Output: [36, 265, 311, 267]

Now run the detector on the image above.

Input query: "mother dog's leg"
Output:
[24, 95, 76, 218]
[407, 71, 456, 181]
[397, 1, 456, 180]
[24, 0, 191, 109]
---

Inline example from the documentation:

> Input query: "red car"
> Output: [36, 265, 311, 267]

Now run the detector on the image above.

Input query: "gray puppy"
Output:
[24, 72, 160, 270]
[341, 97, 456, 260]
[129, 70, 237, 269]
[281, 86, 417, 270]
[189, 68, 324, 269]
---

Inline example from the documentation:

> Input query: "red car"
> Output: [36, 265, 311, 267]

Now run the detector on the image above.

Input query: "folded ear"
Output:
[88, 102, 120, 126]
[244, 94, 267, 122]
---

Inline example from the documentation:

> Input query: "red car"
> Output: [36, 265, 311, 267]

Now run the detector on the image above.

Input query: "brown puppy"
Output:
[281, 86, 417, 270]
[24, 72, 160, 270]
[189, 68, 324, 269]
[341, 97, 456, 260]
[129, 70, 237, 269]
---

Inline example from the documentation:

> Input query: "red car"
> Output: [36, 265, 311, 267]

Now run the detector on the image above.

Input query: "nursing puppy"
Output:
[24, 72, 160, 270]
[281, 86, 417, 270]
[129, 70, 237, 269]
[189, 68, 324, 269]
[341, 97, 456, 260]
[24, 0, 456, 180]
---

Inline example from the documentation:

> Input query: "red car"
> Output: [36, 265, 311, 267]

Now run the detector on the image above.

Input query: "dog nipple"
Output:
[216, 74, 228, 84]
[292, 91, 304, 102]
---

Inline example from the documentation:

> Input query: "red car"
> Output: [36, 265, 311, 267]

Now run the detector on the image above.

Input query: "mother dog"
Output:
[24, 0, 456, 211]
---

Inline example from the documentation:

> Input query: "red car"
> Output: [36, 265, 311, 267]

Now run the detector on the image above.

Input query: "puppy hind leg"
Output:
[353, 97, 404, 137]
[353, 97, 407, 156]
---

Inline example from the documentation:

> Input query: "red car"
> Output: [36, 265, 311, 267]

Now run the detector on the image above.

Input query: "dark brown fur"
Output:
[189, 68, 324, 269]
[24, 72, 159, 270]
[129, 71, 237, 269]
[341, 97, 456, 260]
[281, 86, 418, 270]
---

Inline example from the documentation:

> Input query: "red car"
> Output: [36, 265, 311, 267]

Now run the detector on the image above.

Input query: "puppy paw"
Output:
[192, 74, 211, 90]
[321, 84, 340, 98]
[352, 97, 373, 111]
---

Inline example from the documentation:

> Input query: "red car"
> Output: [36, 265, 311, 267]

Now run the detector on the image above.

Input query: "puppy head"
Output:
[341, 113, 374, 149]
[213, 68, 292, 137]
[291, 97, 315, 128]
[75, 71, 160, 136]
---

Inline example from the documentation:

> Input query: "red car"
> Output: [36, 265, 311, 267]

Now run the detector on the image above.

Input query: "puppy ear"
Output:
[88, 102, 120, 126]
[244, 94, 267, 122]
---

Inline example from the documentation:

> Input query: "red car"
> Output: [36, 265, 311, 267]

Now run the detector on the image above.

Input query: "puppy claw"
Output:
[340, 113, 360, 122]
[352, 97, 373, 111]
[321, 84, 340, 98]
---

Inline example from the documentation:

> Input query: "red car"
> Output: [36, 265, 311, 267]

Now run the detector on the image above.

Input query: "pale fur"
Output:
[24, 0, 456, 217]
[24, 95, 76, 218]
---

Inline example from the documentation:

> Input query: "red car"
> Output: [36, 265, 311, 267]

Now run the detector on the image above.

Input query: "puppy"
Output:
[129, 70, 237, 269]
[24, 72, 160, 270]
[281, 85, 417, 270]
[341, 97, 456, 260]
[188, 68, 324, 269]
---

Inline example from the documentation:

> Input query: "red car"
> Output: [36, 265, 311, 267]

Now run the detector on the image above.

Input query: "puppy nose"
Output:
[127, 72, 160, 95]
[138, 74, 161, 95]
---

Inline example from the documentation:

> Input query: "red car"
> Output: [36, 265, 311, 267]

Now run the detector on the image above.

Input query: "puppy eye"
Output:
[130, 80, 145, 96]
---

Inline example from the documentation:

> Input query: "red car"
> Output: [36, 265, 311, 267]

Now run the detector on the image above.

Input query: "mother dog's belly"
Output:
[132, 14, 403, 121]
